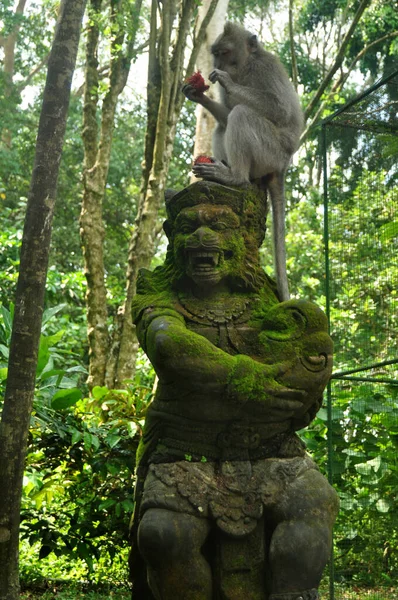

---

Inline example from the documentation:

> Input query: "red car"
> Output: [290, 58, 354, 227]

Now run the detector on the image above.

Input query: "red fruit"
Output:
[186, 71, 209, 93]
[194, 155, 214, 165]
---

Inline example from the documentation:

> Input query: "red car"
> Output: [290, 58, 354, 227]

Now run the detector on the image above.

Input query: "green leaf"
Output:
[121, 499, 135, 512]
[99, 498, 116, 510]
[77, 542, 93, 571]
[71, 428, 83, 445]
[46, 329, 65, 346]
[0, 305, 13, 339]
[51, 388, 82, 410]
[106, 462, 120, 475]
[367, 456, 382, 472]
[127, 422, 138, 437]
[106, 434, 122, 448]
[84, 431, 92, 451]
[36, 337, 51, 375]
[0, 344, 9, 359]
[380, 221, 398, 242]
[317, 408, 328, 421]
[41, 304, 67, 327]
[92, 385, 109, 399]
[66, 365, 88, 374]
[40, 369, 67, 382]
[0, 367, 8, 381]
[90, 434, 100, 451]
[375, 498, 390, 513]
[58, 376, 79, 389]
[351, 399, 366, 414]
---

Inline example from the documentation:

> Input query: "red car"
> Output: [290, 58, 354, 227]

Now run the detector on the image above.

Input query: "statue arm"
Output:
[140, 309, 307, 417]
[259, 299, 333, 427]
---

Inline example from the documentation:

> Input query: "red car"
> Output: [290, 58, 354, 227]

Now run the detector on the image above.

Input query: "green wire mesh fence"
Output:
[322, 70, 398, 598]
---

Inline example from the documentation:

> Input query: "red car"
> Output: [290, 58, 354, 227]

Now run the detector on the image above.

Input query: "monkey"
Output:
[182, 22, 304, 301]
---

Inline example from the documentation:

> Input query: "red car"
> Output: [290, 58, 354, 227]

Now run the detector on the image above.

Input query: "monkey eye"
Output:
[220, 49, 230, 56]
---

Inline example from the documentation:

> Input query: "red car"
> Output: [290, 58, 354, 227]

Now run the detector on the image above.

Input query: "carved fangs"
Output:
[189, 251, 220, 270]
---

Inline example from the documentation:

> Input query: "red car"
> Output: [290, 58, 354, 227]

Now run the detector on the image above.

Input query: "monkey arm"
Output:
[182, 83, 230, 127]
[200, 95, 230, 127]
[209, 69, 292, 126]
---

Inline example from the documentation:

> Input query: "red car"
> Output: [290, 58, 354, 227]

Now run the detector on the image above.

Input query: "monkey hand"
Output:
[209, 69, 233, 91]
[182, 83, 205, 104]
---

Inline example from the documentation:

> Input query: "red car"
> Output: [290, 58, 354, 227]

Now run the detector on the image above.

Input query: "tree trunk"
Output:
[1, 0, 27, 89]
[80, 0, 142, 390]
[289, 0, 299, 91]
[0, 1, 85, 597]
[191, 0, 230, 169]
[113, 0, 220, 387]
[0, 0, 27, 147]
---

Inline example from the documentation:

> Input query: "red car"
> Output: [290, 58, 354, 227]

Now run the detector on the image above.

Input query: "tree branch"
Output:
[289, 0, 298, 90]
[169, 0, 196, 119]
[300, 30, 398, 144]
[304, 0, 372, 121]
[16, 54, 50, 92]
[185, 0, 219, 79]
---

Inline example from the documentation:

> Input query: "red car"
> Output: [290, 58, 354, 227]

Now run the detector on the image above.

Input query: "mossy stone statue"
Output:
[129, 182, 339, 600]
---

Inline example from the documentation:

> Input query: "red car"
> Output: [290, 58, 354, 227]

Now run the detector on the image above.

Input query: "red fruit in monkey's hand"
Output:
[194, 155, 214, 165]
[186, 71, 209, 93]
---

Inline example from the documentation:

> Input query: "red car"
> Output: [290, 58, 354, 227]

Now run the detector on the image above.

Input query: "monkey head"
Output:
[211, 22, 258, 80]
[163, 182, 269, 293]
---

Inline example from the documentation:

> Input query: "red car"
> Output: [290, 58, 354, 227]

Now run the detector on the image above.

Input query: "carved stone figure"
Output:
[129, 181, 339, 600]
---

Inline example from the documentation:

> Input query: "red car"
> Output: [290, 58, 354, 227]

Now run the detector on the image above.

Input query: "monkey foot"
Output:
[192, 158, 249, 187]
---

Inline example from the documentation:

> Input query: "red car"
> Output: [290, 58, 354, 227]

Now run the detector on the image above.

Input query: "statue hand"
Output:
[227, 356, 308, 419]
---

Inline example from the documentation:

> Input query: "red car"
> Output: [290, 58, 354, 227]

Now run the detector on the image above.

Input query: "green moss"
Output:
[135, 437, 146, 466]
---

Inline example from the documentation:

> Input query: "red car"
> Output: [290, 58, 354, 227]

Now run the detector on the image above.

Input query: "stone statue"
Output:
[129, 182, 339, 600]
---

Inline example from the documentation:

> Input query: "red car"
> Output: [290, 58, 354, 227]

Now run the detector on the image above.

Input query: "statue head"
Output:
[162, 182, 269, 293]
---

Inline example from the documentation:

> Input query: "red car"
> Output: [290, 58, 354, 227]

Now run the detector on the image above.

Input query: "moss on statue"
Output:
[129, 181, 338, 600]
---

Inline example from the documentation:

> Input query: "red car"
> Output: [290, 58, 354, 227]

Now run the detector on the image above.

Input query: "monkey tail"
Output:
[267, 172, 290, 302]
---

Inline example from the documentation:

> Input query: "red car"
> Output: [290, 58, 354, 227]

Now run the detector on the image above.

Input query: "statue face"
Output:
[173, 204, 244, 288]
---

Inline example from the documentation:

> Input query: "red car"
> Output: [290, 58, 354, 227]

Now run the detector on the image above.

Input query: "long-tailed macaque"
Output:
[182, 22, 304, 301]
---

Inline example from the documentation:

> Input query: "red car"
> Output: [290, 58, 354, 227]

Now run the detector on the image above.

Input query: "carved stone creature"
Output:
[129, 182, 339, 600]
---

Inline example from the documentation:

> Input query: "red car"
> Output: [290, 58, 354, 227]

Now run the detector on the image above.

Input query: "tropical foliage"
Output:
[0, 0, 397, 595]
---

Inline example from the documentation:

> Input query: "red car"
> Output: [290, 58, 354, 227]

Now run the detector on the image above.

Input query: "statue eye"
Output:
[179, 224, 194, 234]
[214, 222, 228, 231]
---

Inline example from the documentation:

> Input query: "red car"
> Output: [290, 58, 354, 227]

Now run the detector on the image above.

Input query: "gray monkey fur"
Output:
[182, 22, 304, 301]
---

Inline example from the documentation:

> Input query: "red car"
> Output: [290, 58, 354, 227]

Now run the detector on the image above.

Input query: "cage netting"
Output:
[322, 70, 398, 599]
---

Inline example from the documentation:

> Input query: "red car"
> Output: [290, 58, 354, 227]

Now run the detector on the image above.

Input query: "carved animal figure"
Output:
[182, 22, 304, 301]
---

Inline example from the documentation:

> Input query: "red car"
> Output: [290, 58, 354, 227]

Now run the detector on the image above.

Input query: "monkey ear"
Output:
[248, 34, 258, 52]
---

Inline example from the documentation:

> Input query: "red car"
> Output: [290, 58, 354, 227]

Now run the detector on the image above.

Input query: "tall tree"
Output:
[0, 0, 54, 148]
[302, 0, 372, 135]
[0, 0, 28, 104]
[0, 1, 86, 597]
[80, 0, 143, 390]
[191, 0, 230, 164]
[111, 0, 220, 386]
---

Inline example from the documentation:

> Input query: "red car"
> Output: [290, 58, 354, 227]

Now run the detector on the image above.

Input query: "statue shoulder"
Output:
[132, 267, 177, 325]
